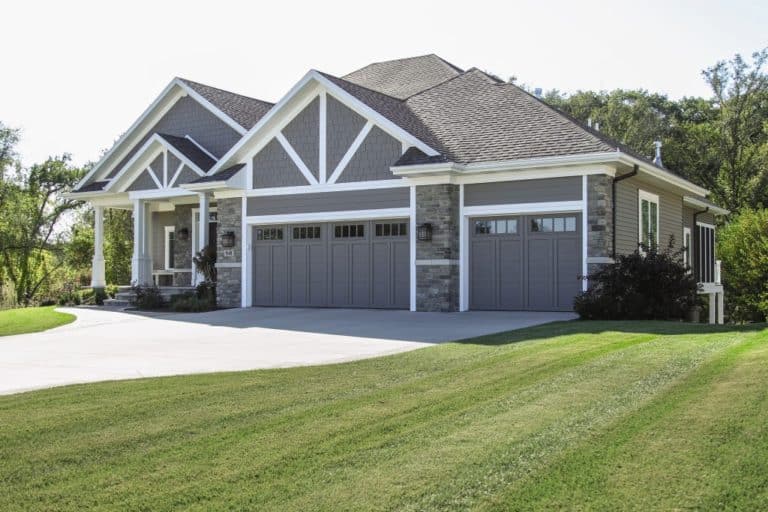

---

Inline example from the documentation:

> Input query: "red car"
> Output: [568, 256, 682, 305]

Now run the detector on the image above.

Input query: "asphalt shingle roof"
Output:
[178, 78, 274, 130]
[73, 180, 109, 193]
[157, 133, 217, 172]
[188, 164, 245, 184]
[342, 54, 463, 100]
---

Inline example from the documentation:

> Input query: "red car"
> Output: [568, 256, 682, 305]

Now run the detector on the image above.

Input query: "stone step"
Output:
[103, 298, 131, 308]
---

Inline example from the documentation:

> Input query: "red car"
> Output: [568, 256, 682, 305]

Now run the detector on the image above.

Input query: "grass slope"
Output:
[0, 321, 766, 510]
[0, 306, 75, 337]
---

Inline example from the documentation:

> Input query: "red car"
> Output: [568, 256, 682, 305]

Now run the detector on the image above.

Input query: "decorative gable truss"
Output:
[108, 133, 216, 193]
[211, 71, 440, 191]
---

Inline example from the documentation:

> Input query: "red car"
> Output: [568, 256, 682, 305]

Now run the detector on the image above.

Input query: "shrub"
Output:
[105, 284, 119, 299]
[169, 283, 217, 313]
[574, 240, 700, 320]
[193, 245, 217, 284]
[130, 284, 164, 310]
[718, 208, 768, 322]
[57, 289, 81, 306]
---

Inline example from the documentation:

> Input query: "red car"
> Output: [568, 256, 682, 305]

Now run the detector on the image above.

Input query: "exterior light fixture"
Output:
[177, 228, 190, 241]
[417, 223, 433, 241]
[221, 231, 236, 248]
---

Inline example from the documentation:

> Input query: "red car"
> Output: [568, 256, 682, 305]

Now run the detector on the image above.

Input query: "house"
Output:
[70, 54, 728, 321]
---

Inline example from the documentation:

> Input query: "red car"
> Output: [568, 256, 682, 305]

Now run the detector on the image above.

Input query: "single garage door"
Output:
[253, 220, 409, 309]
[470, 214, 582, 311]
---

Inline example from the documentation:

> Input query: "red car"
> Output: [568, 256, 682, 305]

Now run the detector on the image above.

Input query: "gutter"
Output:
[611, 164, 639, 259]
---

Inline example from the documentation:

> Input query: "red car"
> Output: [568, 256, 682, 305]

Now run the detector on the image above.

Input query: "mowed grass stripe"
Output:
[0, 322, 764, 511]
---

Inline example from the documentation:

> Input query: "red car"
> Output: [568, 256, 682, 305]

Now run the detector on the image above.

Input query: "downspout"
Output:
[612, 164, 639, 259]
[692, 207, 710, 282]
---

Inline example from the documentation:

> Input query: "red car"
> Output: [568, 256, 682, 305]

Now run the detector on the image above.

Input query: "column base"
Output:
[131, 256, 153, 286]
[91, 256, 106, 289]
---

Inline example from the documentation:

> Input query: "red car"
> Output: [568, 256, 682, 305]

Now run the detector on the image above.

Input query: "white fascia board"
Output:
[209, 71, 319, 174]
[127, 188, 195, 200]
[76, 80, 187, 189]
[683, 196, 730, 215]
[245, 179, 408, 197]
[463, 200, 584, 216]
[616, 153, 709, 196]
[180, 164, 246, 192]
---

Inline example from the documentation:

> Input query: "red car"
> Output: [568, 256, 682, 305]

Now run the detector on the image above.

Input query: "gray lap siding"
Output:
[615, 176, 684, 255]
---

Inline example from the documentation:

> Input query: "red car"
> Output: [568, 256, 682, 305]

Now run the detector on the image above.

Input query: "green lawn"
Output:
[0, 321, 766, 511]
[0, 306, 76, 337]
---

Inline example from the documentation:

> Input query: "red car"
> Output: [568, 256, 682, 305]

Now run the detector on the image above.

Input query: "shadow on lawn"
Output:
[457, 319, 768, 346]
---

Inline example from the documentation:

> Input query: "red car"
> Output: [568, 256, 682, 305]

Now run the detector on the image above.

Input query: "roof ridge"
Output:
[404, 69, 477, 100]
[318, 71, 407, 103]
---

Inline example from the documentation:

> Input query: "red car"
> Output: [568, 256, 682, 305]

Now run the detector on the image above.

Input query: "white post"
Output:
[708, 293, 716, 325]
[91, 205, 106, 288]
[194, 193, 210, 285]
[717, 292, 725, 324]
[131, 199, 152, 285]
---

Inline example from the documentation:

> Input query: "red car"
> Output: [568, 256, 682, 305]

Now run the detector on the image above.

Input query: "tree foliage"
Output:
[717, 208, 768, 322]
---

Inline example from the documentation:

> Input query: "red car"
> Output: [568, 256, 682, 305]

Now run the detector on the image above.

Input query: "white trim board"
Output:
[462, 201, 584, 217]
[638, 189, 660, 247]
[163, 225, 175, 271]
[245, 208, 410, 226]
[245, 179, 408, 197]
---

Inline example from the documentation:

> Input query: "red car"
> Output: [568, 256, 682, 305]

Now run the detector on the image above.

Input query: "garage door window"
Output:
[531, 216, 576, 233]
[334, 224, 365, 238]
[293, 226, 321, 239]
[375, 222, 408, 237]
[255, 227, 283, 240]
[474, 218, 518, 235]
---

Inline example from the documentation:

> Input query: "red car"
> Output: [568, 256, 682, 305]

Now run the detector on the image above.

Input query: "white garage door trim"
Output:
[458, 182, 588, 311]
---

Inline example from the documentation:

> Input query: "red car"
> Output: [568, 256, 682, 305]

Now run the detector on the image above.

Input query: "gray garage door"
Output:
[469, 214, 582, 311]
[253, 220, 409, 309]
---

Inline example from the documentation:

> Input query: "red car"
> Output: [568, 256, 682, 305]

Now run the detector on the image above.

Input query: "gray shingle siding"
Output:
[337, 126, 402, 183]
[615, 177, 684, 255]
[126, 169, 158, 192]
[326, 95, 366, 173]
[252, 138, 309, 188]
[282, 97, 320, 181]
[108, 96, 240, 179]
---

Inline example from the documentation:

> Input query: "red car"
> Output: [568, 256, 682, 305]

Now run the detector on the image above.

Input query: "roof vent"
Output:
[653, 140, 663, 167]
[533, 87, 543, 97]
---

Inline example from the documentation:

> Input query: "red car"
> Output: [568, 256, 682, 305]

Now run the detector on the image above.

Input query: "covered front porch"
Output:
[90, 190, 220, 291]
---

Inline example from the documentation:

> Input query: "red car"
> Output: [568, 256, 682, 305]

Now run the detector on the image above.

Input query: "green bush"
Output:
[574, 240, 700, 320]
[57, 290, 81, 306]
[169, 284, 217, 313]
[130, 284, 164, 310]
[717, 208, 768, 322]
[105, 284, 119, 299]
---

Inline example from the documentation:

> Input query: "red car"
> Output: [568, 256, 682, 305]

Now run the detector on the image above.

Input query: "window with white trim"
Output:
[164, 226, 175, 270]
[683, 226, 692, 269]
[638, 190, 660, 249]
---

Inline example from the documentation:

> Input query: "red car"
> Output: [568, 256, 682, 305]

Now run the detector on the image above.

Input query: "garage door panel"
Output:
[498, 239, 524, 309]
[330, 244, 350, 306]
[252, 245, 273, 305]
[271, 245, 288, 305]
[470, 239, 495, 309]
[351, 242, 371, 307]
[371, 242, 391, 307]
[392, 241, 410, 308]
[289, 245, 308, 306]
[555, 238, 581, 310]
[527, 238, 554, 310]
[308, 244, 327, 306]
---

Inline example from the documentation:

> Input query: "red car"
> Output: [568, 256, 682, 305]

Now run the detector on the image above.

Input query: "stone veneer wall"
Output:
[173, 204, 193, 286]
[215, 198, 242, 308]
[587, 174, 614, 275]
[415, 184, 460, 312]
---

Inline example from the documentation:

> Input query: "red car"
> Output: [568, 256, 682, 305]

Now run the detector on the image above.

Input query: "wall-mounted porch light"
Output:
[221, 231, 236, 248]
[177, 227, 190, 241]
[417, 223, 433, 241]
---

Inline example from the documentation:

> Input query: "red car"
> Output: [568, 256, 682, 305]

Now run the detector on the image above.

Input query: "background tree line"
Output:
[1, 48, 767, 318]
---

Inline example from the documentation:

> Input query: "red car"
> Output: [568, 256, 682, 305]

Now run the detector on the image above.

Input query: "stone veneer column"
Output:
[415, 184, 460, 312]
[173, 205, 193, 286]
[215, 198, 242, 308]
[586, 174, 614, 275]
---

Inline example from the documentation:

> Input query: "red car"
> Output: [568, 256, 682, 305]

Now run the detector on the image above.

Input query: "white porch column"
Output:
[717, 292, 725, 324]
[131, 199, 152, 285]
[198, 192, 210, 251]
[90, 205, 106, 288]
[708, 293, 717, 325]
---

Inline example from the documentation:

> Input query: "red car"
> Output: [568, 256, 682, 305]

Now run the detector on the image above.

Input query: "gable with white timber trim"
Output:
[76, 78, 246, 191]
[249, 88, 409, 190]
[110, 134, 208, 192]
[210, 70, 438, 180]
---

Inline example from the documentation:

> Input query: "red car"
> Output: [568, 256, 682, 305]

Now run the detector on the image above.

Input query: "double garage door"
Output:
[469, 213, 582, 311]
[253, 220, 409, 309]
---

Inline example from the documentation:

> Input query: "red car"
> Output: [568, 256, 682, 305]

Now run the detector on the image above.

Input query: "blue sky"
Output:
[2, 0, 766, 167]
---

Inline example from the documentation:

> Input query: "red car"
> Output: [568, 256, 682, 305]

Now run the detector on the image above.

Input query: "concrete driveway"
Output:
[0, 307, 574, 395]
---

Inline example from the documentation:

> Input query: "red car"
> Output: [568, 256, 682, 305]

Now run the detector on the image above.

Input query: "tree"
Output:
[717, 208, 768, 322]
[702, 48, 768, 211]
[0, 153, 84, 305]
